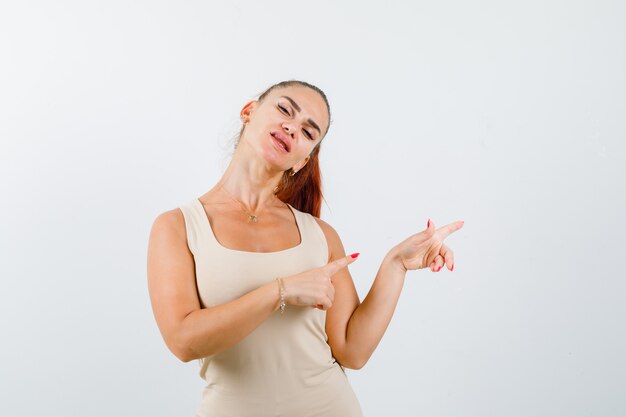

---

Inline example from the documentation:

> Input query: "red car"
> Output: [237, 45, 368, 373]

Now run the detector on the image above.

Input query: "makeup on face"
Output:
[277, 95, 322, 141]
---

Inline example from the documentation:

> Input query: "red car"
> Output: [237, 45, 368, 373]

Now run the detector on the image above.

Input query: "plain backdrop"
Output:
[1, 1, 625, 416]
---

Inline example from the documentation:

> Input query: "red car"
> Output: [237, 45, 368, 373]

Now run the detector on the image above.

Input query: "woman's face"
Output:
[240, 85, 329, 173]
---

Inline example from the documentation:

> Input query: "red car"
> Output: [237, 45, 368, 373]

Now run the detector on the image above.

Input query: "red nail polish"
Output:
[427, 219, 430, 228]
[451, 263, 454, 271]
[437, 266, 441, 272]
[350, 252, 360, 258]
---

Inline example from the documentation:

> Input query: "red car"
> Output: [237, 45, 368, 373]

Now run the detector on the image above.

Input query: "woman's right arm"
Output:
[146, 209, 282, 363]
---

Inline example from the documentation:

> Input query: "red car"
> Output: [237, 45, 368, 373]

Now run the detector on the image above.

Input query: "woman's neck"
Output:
[214, 149, 284, 212]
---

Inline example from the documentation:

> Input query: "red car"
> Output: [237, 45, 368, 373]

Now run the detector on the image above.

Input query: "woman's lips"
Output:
[271, 133, 289, 153]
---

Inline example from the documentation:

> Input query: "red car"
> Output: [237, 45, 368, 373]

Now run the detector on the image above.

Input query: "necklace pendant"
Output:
[250, 215, 258, 223]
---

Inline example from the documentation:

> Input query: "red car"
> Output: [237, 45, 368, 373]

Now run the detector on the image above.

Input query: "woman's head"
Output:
[233, 80, 332, 217]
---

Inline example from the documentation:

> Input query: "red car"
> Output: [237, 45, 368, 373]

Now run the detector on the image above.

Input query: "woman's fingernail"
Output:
[427, 219, 430, 228]
[451, 263, 454, 271]
[350, 252, 360, 258]
[437, 266, 442, 272]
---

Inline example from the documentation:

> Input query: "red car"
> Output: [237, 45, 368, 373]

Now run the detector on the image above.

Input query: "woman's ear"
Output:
[240, 100, 258, 121]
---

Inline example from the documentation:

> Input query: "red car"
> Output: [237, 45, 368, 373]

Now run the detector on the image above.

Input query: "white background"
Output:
[1, 1, 625, 416]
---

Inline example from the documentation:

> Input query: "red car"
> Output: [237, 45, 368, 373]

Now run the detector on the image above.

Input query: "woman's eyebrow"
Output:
[280, 95, 321, 135]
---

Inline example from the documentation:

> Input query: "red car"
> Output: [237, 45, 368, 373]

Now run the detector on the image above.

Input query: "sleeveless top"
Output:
[178, 198, 363, 417]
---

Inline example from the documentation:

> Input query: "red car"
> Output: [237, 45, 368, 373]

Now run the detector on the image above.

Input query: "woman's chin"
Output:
[259, 141, 290, 169]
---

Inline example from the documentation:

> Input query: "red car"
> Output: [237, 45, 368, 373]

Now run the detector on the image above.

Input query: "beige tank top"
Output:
[179, 198, 362, 416]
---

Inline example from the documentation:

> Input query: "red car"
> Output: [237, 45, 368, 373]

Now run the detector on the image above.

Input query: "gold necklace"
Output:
[219, 185, 277, 224]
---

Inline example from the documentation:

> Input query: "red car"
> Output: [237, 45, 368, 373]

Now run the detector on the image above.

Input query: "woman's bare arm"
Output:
[316, 217, 406, 369]
[321, 217, 462, 369]
[147, 209, 281, 362]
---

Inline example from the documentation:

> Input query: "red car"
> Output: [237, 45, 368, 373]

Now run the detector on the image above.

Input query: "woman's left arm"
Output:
[316, 217, 464, 370]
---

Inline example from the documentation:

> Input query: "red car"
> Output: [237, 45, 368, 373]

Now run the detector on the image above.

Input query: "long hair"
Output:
[232, 80, 332, 218]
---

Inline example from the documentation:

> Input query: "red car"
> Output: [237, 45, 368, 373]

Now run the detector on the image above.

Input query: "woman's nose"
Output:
[282, 123, 296, 138]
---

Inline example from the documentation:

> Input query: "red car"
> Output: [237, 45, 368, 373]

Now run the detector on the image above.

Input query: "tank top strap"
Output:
[178, 199, 207, 257]
[288, 204, 330, 264]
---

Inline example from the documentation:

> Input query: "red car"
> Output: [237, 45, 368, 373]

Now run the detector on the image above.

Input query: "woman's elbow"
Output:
[174, 345, 194, 363]
[165, 328, 195, 363]
[337, 355, 368, 370]
[347, 358, 367, 370]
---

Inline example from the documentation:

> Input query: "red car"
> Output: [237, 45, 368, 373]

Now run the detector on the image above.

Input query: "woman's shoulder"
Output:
[150, 206, 189, 241]
[310, 216, 347, 261]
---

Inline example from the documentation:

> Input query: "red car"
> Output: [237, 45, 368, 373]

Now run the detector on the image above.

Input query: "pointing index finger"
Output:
[438, 221, 465, 239]
[325, 252, 360, 276]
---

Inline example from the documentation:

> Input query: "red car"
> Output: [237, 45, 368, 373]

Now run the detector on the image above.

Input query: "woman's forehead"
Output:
[269, 85, 321, 104]
[267, 86, 328, 123]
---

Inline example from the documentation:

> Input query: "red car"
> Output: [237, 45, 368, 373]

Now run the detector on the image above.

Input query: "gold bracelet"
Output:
[276, 278, 286, 315]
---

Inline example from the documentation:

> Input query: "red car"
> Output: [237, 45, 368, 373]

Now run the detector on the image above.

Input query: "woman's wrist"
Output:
[385, 247, 408, 273]
[275, 278, 286, 314]
[259, 280, 279, 312]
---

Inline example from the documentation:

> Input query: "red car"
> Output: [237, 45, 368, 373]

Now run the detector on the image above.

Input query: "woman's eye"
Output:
[277, 103, 313, 140]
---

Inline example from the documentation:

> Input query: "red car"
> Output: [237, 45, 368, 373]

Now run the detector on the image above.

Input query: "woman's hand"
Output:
[282, 253, 359, 310]
[391, 219, 464, 272]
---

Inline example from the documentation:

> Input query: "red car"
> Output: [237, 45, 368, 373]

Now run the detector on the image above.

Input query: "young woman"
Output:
[147, 80, 464, 416]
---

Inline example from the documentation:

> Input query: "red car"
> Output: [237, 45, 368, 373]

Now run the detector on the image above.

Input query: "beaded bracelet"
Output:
[276, 277, 286, 315]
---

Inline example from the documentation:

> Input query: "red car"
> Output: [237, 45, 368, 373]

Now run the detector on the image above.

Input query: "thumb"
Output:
[325, 252, 360, 276]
